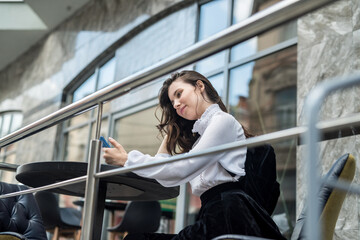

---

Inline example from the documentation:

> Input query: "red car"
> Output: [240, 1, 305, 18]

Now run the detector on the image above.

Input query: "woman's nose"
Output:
[173, 99, 180, 109]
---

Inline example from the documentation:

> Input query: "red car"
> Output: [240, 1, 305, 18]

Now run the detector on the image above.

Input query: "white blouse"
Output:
[124, 104, 247, 196]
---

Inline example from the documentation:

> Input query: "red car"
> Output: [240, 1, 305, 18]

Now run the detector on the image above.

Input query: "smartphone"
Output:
[99, 136, 111, 148]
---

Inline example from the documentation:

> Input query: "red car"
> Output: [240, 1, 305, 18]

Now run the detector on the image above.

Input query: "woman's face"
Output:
[168, 79, 209, 120]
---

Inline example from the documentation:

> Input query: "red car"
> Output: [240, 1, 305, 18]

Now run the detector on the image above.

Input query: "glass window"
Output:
[114, 106, 160, 156]
[191, 0, 297, 233]
[98, 58, 116, 90]
[195, 51, 226, 74]
[64, 125, 90, 162]
[62, 57, 115, 163]
[0, 111, 23, 138]
[275, 87, 296, 130]
[73, 73, 96, 103]
[198, 0, 228, 41]
[233, 0, 253, 23]
[208, 73, 225, 98]
[1, 114, 11, 137]
[230, 46, 297, 135]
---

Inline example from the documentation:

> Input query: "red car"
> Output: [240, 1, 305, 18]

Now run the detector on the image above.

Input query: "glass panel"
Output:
[233, 0, 253, 23]
[195, 51, 225, 74]
[198, 0, 228, 41]
[208, 73, 224, 98]
[113, 106, 160, 157]
[72, 73, 96, 103]
[10, 112, 23, 133]
[229, 62, 255, 130]
[69, 110, 92, 127]
[230, 37, 257, 62]
[64, 125, 90, 162]
[275, 87, 296, 130]
[1, 114, 11, 137]
[229, 46, 297, 236]
[257, 20, 296, 52]
[231, 21, 296, 62]
[98, 57, 116, 90]
[1, 153, 17, 183]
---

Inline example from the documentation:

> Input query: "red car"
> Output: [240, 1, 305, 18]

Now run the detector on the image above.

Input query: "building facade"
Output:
[0, 0, 359, 239]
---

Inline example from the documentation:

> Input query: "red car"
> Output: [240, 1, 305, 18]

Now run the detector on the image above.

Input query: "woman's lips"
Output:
[180, 106, 186, 115]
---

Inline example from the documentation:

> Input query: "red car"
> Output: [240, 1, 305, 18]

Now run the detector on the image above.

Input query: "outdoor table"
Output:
[16, 161, 179, 239]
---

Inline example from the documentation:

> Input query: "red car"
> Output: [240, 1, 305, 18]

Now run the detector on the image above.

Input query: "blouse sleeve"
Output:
[124, 114, 243, 187]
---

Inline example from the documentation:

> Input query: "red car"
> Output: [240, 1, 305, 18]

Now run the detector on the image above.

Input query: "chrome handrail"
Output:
[303, 73, 360, 240]
[0, 0, 336, 148]
[2, 111, 360, 200]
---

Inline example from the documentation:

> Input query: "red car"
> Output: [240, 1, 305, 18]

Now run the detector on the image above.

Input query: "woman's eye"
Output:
[176, 91, 181, 98]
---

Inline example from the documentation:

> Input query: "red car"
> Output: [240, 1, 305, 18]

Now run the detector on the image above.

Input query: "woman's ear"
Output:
[196, 80, 205, 92]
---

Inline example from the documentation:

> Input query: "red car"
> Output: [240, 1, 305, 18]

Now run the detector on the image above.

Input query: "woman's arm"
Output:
[157, 135, 170, 155]
[124, 114, 246, 187]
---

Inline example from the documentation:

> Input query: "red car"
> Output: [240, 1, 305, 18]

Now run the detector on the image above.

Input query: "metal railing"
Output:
[1, 0, 358, 239]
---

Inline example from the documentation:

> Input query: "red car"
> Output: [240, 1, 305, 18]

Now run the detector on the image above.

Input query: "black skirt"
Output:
[125, 182, 286, 240]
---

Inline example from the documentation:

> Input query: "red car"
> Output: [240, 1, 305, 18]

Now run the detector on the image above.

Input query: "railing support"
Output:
[81, 103, 104, 240]
[303, 73, 360, 240]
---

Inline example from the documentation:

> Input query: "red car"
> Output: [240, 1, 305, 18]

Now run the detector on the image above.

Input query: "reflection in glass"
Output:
[229, 47, 297, 236]
[64, 125, 90, 162]
[10, 113, 23, 133]
[257, 20, 296, 52]
[0, 114, 11, 137]
[229, 62, 254, 130]
[69, 110, 92, 127]
[230, 38, 257, 62]
[114, 107, 160, 156]
[208, 73, 224, 98]
[229, 62, 254, 101]
[233, 0, 253, 23]
[195, 51, 225, 74]
[72, 73, 96, 103]
[0, 153, 17, 183]
[198, 0, 228, 41]
[91, 118, 109, 140]
[98, 58, 115, 90]
[275, 87, 296, 130]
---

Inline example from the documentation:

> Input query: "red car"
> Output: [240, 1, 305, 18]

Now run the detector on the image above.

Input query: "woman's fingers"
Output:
[103, 138, 128, 166]
[108, 137, 124, 150]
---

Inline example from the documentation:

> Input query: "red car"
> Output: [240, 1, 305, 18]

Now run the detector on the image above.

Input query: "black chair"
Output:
[0, 181, 47, 240]
[107, 201, 161, 239]
[212, 153, 356, 240]
[34, 191, 82, 240]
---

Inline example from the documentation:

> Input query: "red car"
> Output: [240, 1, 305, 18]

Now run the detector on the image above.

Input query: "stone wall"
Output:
[297, 0, 360, 238]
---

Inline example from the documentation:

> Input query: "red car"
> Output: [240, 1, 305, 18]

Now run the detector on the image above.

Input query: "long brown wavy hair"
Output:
[157, 70, 251, 155]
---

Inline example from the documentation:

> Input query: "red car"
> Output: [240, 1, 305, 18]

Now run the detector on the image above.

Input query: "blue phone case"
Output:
[99, 136, 111, 148]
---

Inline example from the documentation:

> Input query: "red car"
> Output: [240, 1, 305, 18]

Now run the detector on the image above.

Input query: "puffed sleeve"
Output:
[124, 113, 245, 187]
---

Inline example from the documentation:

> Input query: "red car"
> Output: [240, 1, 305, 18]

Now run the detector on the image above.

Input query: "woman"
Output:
[104, 70, 285, 240]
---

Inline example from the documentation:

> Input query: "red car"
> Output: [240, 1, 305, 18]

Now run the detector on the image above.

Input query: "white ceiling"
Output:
[0, 0, 90, 71]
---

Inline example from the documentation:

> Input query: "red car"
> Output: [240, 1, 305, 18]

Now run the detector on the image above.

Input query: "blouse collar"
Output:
[192, 104, 221, 135]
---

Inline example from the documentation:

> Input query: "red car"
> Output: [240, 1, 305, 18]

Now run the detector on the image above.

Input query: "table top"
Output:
[73, 199, 127, 211]
[16, 161, 179, 201]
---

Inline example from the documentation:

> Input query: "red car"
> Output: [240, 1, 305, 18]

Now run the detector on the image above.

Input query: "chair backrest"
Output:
[0, 182, 47, 240]
[291, 153, 356, 240]
[34, 191, 62, 230]
[113, 201, 161, 234]
[242, 144, 280, 215]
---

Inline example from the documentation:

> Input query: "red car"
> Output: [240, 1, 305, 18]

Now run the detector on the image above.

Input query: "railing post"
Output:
[81, 103, 104, 240]
[303, 73, 360, 240]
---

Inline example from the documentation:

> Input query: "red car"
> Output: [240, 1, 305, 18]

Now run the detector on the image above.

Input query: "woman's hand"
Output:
[103, 137, 128, 166]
